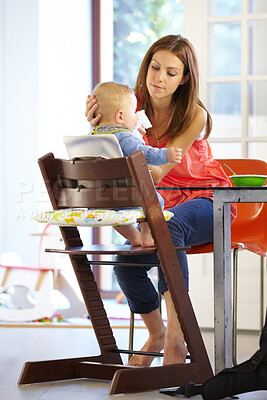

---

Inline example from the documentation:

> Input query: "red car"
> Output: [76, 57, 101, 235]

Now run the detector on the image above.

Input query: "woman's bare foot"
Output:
[163, 333, 188, 365]
[140, 222, 155, 247]
[162, 290, 188, 365]
[128, 326, 166, 366]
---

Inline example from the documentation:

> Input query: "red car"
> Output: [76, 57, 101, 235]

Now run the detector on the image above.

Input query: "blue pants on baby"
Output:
[113, 197, 213, 314]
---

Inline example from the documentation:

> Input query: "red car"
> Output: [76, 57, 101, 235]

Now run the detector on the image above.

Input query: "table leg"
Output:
[213, 193, 232, 373]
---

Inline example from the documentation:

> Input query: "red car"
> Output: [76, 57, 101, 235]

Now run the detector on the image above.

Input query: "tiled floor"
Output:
[0, 307, 266, 400]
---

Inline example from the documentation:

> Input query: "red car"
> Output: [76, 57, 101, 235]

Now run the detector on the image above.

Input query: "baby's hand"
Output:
[138, 125, 146, 136]
[166, 147, 182, 163]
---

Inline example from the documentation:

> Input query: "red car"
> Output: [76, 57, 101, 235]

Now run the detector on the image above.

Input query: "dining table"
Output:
[212, 185, 267, 373]
[158, 185, 267, 374]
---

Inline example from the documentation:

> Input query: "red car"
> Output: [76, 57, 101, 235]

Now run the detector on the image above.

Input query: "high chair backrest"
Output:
[39, 151, 158, 211]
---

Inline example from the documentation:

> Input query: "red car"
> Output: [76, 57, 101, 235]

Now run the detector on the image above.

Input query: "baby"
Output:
[91, 81, 182, 247]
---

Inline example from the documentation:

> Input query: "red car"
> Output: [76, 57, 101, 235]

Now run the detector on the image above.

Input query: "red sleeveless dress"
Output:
[144, 134, 237, 222]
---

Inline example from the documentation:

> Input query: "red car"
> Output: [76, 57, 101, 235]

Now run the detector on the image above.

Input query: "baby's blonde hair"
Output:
[92, 81, 134, 123]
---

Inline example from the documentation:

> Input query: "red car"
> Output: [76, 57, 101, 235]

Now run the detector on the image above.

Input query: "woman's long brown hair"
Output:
[135, 34, 212, 140]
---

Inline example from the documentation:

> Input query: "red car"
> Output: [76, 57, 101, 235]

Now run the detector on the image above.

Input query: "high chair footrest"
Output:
[45, 244, 191, 255]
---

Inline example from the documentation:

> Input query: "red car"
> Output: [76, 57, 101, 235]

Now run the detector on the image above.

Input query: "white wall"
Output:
[0, 0, 91, 265]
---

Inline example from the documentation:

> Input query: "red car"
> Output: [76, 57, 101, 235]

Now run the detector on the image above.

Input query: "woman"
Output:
[85, 35, 236, 367]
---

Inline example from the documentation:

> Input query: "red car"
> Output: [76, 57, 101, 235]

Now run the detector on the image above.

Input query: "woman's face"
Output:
[146, 50, 185, 103]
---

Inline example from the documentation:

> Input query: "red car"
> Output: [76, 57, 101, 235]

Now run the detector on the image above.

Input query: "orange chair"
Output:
[187, 158, 267, 365]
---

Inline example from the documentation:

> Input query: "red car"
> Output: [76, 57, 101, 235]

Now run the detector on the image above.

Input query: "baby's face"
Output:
[122, 93, 138, 131]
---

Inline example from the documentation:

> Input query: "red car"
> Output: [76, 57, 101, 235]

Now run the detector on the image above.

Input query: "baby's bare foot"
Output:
[141, 236, 155, 247]
[114, 225, 141, 246]
[130, 238, 142, 246]
[140, 223, 155, 247]
[127, 229, 141, 246]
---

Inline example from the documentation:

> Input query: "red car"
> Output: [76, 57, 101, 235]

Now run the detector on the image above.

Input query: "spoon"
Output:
[224, 164, 237, 175]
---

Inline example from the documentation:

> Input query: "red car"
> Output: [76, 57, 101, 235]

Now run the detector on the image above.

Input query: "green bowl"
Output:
[230, 175, 267, 187]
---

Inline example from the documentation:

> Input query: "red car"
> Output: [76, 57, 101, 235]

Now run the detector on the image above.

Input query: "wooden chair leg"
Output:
[18, 355, 131, 386]
[110, 363, 201, 395]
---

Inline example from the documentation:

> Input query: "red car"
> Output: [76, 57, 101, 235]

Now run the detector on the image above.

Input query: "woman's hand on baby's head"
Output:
[166, 147, 182, 163]
[85, 95, 102, 126]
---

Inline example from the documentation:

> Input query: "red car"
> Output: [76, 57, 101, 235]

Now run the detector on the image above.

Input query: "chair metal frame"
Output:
[18, 151, 213, 394]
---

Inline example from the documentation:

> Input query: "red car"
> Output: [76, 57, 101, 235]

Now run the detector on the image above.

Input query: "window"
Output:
[205, 0, 267, 159]
[100, 0, 184, 86]
[183, 0, 267, 329]
[113, 0, 183, 86]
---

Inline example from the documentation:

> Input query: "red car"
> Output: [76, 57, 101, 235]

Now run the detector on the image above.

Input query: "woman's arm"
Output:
[85, 95, 102, 126]
[148, 165, 164, 185]
[151, 105, 207, 184]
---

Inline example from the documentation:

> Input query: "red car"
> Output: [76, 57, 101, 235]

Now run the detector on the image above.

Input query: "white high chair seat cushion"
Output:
[63, 134, 124, 159]
[34, 208, 174, 227]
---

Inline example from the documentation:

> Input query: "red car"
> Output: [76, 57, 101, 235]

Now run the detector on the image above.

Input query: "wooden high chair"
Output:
[18, 151, 213, 394]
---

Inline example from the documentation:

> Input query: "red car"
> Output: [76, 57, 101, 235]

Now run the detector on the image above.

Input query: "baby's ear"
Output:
[115, 109, 124, 124]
